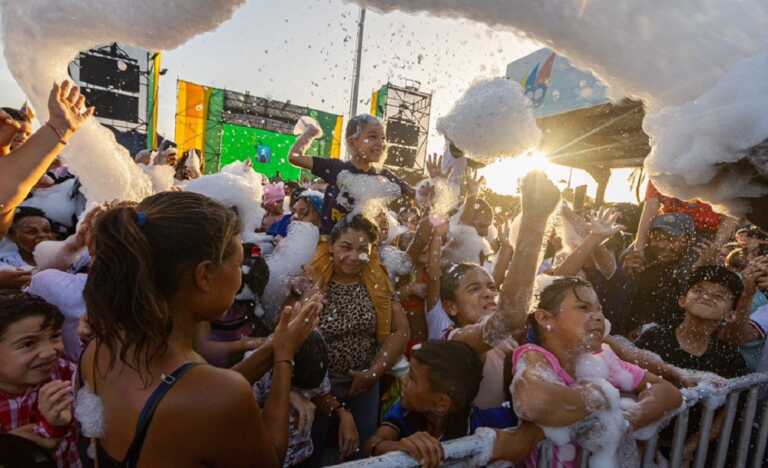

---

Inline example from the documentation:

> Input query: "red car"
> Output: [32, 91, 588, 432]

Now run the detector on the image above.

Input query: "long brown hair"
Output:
[84, 191, 240, 375]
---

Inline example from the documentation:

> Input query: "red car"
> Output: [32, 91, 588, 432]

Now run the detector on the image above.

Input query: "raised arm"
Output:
[450, 172, 559, 352]
[718, 257, 768, 345]
[492, 221, 514, 287]
[0, 81, 94, 236]
[491, 172, 560, 343]
[287, 125, 321, 171]
[552, 207, 622, 277]
[634, 196, 660, 252]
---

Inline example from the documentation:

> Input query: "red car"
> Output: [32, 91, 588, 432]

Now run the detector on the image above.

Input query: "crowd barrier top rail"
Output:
[330, 372, 768, 468]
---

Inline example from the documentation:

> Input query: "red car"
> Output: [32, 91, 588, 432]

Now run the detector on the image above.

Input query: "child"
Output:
[512, 276, 682, 468]
[0, 291, 80, 467]
[365, 340, 543, 467]
[251, 330, 359, 466]
[635, 265, 750, 377]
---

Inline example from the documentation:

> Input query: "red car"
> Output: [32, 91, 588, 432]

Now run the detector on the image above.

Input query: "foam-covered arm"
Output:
[626, 372, 683, 430]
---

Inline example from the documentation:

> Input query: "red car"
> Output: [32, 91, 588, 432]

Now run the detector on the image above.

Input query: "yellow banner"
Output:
[330, 115, 343, 159]
[174, 80, 209, 160]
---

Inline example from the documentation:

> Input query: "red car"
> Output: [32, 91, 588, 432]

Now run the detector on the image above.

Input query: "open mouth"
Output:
[32, 359, 56, 371]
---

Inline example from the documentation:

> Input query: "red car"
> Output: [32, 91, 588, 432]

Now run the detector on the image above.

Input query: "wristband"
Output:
[273, 359, 294, 369]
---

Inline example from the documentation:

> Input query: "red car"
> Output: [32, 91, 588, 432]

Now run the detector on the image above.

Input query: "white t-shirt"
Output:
[426, 300, 454, 340]
[27, 270, 87, 361]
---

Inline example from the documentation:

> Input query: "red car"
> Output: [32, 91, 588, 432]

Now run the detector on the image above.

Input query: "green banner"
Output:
[203, 88, 225, 174]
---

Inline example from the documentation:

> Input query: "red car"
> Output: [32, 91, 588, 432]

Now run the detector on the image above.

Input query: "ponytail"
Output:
[84, 192, 240, 377]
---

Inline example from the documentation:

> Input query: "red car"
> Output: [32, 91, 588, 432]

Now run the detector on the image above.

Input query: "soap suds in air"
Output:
[345, 0, 768, 215]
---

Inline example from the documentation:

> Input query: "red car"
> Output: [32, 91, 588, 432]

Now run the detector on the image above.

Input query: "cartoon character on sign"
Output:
[256, 141, 271, 163]
[521, 52, 556, 107]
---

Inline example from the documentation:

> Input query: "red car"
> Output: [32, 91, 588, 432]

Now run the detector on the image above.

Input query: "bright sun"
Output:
[479, 150, 561, 195]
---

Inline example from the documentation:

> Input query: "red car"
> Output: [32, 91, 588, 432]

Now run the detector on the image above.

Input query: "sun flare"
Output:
[479, 150, 560, 195]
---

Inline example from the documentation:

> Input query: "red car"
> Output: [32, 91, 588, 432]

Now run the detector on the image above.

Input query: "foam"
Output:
[436, 77, 541, 162]
[345, 0, 768, 215]
[0, 0, 247, 202]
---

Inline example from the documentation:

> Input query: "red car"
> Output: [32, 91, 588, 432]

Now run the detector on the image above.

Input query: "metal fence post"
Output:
[735, 387, 759, 468]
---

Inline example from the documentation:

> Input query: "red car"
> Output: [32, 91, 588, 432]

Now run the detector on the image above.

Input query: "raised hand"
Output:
[47, 80, 95, 138]
[38, 380, 73, 428]
[520, 171, 560, 220]
[587, 207, 624, 240]
[426, 153, 448, 179]
[464, 168, 486, 198]
[272, 292, 323, 361]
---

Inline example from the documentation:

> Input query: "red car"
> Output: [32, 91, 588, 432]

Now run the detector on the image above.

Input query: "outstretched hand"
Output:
[426, 153, 450, 179]
[520, 171, 560, 220]
[47, 80, 95, 137]
[587, 207, 624, 240]
[272, 292, 323, 361]
[464, 168, 486, 198]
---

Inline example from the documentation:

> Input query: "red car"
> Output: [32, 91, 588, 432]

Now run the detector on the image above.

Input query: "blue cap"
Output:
[298, 191, 324, 216]
[650, 213, 695, 238]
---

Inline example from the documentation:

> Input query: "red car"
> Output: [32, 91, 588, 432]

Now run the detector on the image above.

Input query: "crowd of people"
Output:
[1, 80, 767, 468]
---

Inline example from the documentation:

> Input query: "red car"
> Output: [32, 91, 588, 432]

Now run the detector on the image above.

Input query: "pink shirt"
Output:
[512, 343, 645, 468]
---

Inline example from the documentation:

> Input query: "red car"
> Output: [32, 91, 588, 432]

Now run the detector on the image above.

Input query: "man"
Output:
[612, 212, 697, 336]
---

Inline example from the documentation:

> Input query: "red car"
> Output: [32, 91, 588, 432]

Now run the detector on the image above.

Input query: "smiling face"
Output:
[679, 280, 734, 321]
[331, 228, 373, 277]
[0, 315, 63, 394]
[444, 267, 498, 327]
[348, 120, 386, 164]
[537, 285, 605, 353]
[10, 216, 54, 256]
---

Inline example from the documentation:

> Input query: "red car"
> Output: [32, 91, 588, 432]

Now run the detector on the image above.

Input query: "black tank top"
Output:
[95, 363, 199, 468]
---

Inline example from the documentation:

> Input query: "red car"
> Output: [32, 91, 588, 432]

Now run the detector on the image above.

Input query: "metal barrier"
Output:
[330, 373, 768, 468]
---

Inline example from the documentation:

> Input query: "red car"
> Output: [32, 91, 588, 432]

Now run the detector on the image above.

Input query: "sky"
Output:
[0, 0, 637, 203]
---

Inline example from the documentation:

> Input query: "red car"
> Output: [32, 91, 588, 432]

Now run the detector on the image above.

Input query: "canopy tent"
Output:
[507, 49, 650, 204]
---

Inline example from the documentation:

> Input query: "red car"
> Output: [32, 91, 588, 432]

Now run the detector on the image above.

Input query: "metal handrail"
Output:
[329, 372, 768, 468]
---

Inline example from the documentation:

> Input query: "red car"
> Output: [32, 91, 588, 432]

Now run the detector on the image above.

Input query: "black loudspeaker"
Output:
[386, 119, 420, 147]
[80, 87, 139, 122]
[385, 145, 418, 168]
[79, 54, 140, 93]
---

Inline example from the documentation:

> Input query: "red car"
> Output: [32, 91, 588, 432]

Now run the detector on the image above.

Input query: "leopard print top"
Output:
[320, 281, 379, 376]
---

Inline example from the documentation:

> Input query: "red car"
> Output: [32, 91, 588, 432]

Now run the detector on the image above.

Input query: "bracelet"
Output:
[46, 122, 68, 145]
[273, 359, 294, 368]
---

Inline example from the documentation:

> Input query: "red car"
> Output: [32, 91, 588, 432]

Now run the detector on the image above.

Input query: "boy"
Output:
[0, 291, 80, 467]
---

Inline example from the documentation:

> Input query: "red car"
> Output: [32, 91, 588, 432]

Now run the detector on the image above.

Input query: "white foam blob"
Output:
[261, 220, 320, 321]
[21, 178, 79, 227]
[0, 0, 247, 202]
[436, 77, 541, 162]
[336, 170, 402, 220]
[344, 0, 768, 215]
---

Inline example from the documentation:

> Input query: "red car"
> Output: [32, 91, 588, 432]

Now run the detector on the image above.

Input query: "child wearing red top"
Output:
[0, 292, 80, 467]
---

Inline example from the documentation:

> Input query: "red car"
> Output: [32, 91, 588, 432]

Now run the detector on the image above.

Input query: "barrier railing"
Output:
[330, 372, 768, 468]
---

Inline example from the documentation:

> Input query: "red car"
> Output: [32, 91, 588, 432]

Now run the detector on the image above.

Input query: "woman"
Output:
[306, 214, 410, 463]
[78, 191, 320, 467]
[0, 206, 54, 274]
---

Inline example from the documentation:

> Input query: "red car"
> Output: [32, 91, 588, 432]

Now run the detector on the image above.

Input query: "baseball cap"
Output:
[650, 213, 695, 238]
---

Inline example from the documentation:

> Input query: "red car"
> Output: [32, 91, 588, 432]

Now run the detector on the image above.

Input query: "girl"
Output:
[78, 191, 320, 467]
[512, 276, 682, 467]
[305, 214, 410, 462]
[365, 340, 543, 468]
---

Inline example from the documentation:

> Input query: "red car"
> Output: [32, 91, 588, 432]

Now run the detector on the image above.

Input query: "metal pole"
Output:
[345, 7, 366, 160]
